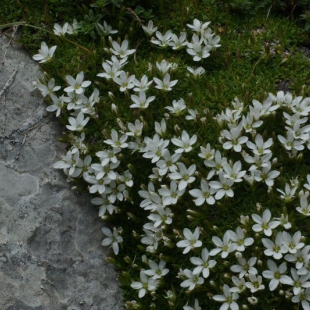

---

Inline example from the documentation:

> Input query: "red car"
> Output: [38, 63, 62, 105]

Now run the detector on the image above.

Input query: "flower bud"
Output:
[235, 252, 243, 258]
[209, 280, 216, 288]
[174, 124, 181, 135]
[165, 290, 176, 302]
[297, 153, 303, 162]
[256, 203, 262, 212]
[247, 296, 258, 305]
[111, 103, 118, 115]
[224, 273, 231, 279]
[105, 256, 116, 264]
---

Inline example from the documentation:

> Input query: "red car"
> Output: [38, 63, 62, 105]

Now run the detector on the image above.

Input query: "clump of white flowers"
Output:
[33, 15, 310, 310]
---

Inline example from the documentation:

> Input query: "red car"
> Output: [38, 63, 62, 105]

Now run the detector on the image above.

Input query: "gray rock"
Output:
[0, 34, 122, 309]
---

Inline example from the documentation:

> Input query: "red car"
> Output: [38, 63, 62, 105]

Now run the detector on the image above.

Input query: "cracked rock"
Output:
[0, 34, 122, 309]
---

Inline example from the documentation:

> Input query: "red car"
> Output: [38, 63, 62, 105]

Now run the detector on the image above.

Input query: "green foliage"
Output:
[3, 0, 310, 309]
[79, 8, 103, 38]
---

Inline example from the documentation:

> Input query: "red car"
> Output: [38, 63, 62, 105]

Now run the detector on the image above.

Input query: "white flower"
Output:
[91, 195, 115, 216]
[153, 73, 178, 91]
[97, 61, 121, 80]
[189, 179, 216, 206]
[278, 132, 305, 152]
[242, 112, 263, 133]
[230, 276, 246, 293]
[64, 71, 91, 94]
[186, 43, 211, 61]
[250, 96, 279, 118]
[101, 227, 123, 255]
[171, 130, 197, 153]
[142, 134, 169, 163]
[183, 299, 201, 310]
[282, 231, 305, 254]
[32, 41, 57, 63]
[304, 175, 310, 190]
[46, 95, 69, 117]
[154, 118, 167, 137]
[113, 71, 136, 92]
[180, 269, 204, 290]
[297, 192, 310, 216]
[168, 32, 187, 50]
[66, 112, 90, 132]
[245, 274, 265, 293]
[274, 213, 292, 229]
[53, 150, 83, 177]
[277, 183, 297, 202]
[253, 161, 280, 187]
[104, 129, 128, 149]
[144, 259, 169, 279]
[187, 66, 205, 79]
[97, 21, 117, 36]
[291, 288, 310, 310]
[158, 180, 185, 205]
[204, 151, 228, 179]
[36, 78, 61, 97]
[285, 246, 310, 271]
[84, 174, 110, 194]
[155, 59, 173, 75]
[142, 20, 157, 36]
[262, 259, 292, 291]
[187, 19, 211, 35]
[156, 150, 181, 176]
[210, 231, 237, 258]
[244, 152, 272, 171]
[223, 161, 246, 183]
[130, 91, 155, 109]
[252, 209, 280, 236]
[151, 30, 173, 48]
[186, 109, 198, 120]
[246, 134, 273, 155]
[230, 257, 258, 278]
[126, 119, 143, 138]
[111, 39, 135, 58]
[176, 227, 202, 254]
[165, 98, 187, 116]
[291, 96, 310, 116]
[222, 124, 248, 152]
[287, 268, 310, 295]
[118, 170, 133, 187]
[133, 75, 153, 92]
[190, 248, 217, 278]
[147, 205, 173, 227]
[262, 232, 287, 259]
[209, 172, 235, 200]
[169, 162, 196, 190]
[202, 30, 221, 49]
[213, 284, 239, 310]
[228, 227, 254, 252]
[96, 148, 120, 166]
[130, 271, 158, 298]
[53, 22, 68, 36]
[198, 144, 215, 160]
[285, 120, 310, 141]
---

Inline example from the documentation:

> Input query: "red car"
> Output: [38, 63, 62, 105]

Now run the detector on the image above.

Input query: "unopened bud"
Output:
[111, 103, 118, 115]
[235, 252, 243, 258]
[256, 203, 262, 212]
[247, 296, 258, 305]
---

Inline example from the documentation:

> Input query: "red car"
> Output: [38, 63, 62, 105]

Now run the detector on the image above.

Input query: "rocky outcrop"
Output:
[0, 34, 122, 310]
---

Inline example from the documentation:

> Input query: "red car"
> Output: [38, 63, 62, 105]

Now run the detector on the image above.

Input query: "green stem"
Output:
[0, 21, 92, 54]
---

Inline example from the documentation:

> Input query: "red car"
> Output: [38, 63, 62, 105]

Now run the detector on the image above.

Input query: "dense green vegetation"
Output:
[2, 1, 310, 309]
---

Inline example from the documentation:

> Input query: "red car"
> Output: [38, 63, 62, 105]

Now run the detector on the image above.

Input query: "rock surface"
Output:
[0, 34, 122, 309]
